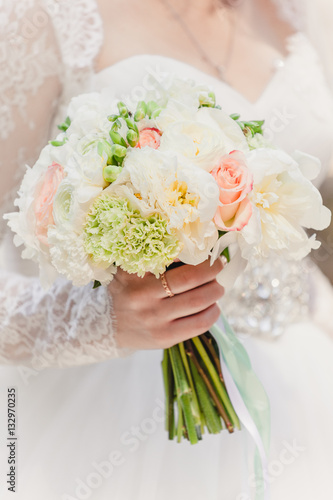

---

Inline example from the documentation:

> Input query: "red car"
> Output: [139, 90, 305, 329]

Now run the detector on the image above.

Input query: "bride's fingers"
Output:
[155, 258, 224, 298]
[163, 303, 222, 348]
[113, 258, 223, 300]
[161, 280, 224, 320]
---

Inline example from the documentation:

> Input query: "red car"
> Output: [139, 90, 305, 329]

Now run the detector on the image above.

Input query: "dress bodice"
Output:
[89, 34, 333, 181]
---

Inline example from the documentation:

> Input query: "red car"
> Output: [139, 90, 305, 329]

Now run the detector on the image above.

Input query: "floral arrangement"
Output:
[5, 76, 331, 448]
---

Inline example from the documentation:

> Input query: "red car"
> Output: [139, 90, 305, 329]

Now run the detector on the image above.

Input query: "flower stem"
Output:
[162, 349, 175, 440]
[188, 339, 235, 433]
[187, 355, 222, 434]
[176, 398, 183, 443]
[201, 333, 225, 386]
[179, 342, 203, 437]
[169, 345, 199, 444]
[192, 336, 240, 431]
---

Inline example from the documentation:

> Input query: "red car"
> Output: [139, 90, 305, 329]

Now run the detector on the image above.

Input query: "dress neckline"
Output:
[93, 32, 307, 107]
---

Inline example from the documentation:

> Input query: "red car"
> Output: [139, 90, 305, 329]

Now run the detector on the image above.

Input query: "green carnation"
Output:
[84, 194, 181, 277]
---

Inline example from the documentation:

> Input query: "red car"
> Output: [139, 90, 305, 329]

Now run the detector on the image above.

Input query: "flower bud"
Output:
[125, 118, 139, 135]
[110, 144, 127, 158]
[199, 91, 216, 108]
[134, 101, 147, 121]
[117, 101, 129, 118]
[108, 114, 119, 122]
[242, 126, 253, 139]
[109, 130, 127, 147]
[103, 165, 123, 183]
[146, 101, 161, 118]
[127, 129, 139, 147]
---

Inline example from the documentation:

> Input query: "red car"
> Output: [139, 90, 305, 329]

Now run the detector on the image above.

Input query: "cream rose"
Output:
[211, 151, 253, 231]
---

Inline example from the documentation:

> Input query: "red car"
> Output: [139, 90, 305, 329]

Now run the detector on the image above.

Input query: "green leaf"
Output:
[221, 247, 230, 263]
[111, 119, 122, 132]
[57, 116, 71, 132]
[93, 280, 101, 289]
[49, 138, 68, 147]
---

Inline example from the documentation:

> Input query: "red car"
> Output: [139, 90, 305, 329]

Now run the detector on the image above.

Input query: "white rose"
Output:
[159, 107, 249, 171]
[66, 90, 117, 139]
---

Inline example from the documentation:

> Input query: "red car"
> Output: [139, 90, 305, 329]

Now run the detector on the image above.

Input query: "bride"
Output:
[1, 0, 333, 499]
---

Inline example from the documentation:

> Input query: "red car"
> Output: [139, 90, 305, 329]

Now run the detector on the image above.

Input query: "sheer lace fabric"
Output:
[0, 0, 61, 238]
[0, 272, 117, 368]
[0, 0, 119, 367]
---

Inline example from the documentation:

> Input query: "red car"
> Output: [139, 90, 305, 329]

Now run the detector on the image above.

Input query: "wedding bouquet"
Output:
[5, 76, 331, 448]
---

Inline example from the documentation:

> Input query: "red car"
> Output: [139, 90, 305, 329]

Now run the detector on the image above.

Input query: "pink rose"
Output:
[34, 162, 65, 245]
[136, 127, 162, 149]
[211, 151, 253, 231]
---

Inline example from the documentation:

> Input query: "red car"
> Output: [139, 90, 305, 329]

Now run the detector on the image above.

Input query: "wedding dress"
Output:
[0, 1, 333, 499]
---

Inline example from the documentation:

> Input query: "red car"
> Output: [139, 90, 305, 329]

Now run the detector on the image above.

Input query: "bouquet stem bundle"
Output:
[162, 332, 240, 444]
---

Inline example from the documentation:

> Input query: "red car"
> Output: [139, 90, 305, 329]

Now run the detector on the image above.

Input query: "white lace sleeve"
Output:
[0, 273, 119, 368]
[0, 0, 121, 368]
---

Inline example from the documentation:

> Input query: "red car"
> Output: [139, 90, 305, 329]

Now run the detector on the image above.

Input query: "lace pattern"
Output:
[0, 0, 121, 367]
[44, 0, 103, 69]
[0, 1, 61, 141]
[0, 273, 119, 368]
[44, 0, 104, 140]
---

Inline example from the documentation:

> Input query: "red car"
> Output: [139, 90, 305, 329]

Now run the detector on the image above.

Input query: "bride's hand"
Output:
[108, 258, 224, 350]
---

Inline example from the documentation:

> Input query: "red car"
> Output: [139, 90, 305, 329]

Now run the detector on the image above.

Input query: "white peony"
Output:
[113, 147, 220, 264]
[214, 147, 331, 288]
[243, 148, 331, 260]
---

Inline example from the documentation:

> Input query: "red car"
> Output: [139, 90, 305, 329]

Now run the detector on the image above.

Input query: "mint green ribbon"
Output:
[210, 313, 271, 500]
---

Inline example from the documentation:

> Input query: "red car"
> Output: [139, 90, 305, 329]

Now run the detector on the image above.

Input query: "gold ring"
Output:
[160, 272, 174, 298]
